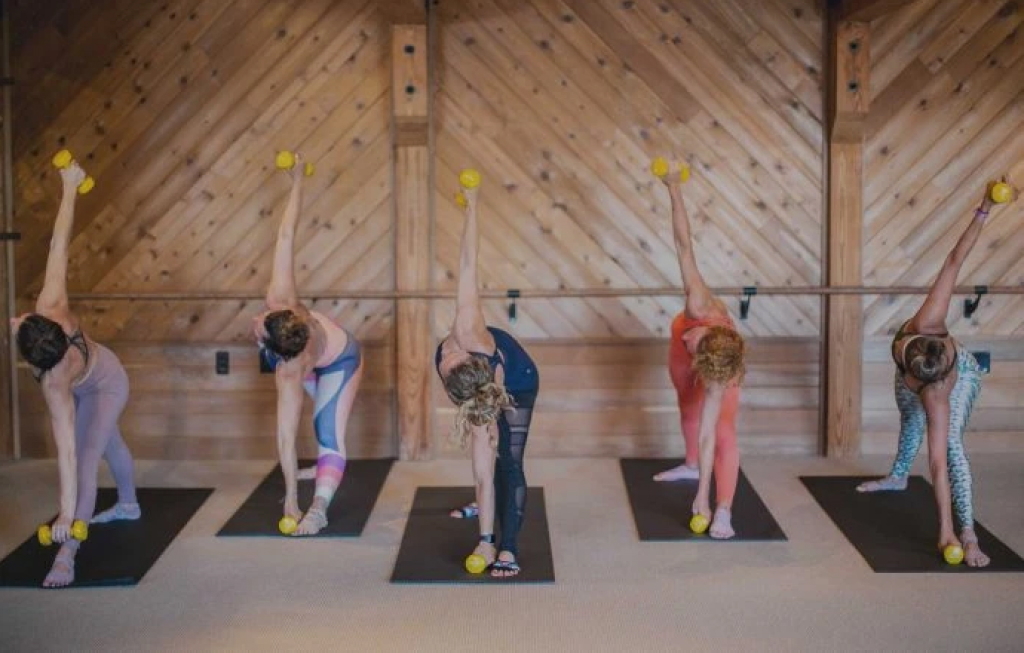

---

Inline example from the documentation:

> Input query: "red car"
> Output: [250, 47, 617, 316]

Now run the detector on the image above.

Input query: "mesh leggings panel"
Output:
[494, 388, 537, 556]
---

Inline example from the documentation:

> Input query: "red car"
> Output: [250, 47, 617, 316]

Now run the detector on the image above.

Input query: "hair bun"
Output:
[925, 340, 944, 356]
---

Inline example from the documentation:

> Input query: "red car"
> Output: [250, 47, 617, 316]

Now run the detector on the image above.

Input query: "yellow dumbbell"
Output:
[465, 553, 488, 574]
[278, 515, 298, 535]
[459, 168, 481, 189]
[51, 150, 95, 194]
[990, 182, 1012, 204]
[37, 519, 89, 546]
[650, 157, 690, 183]
[650, 157, 669, 177]
[689, 513, 709, 535]
[275, 151, 315, 177]
[943, 544, 964, 565]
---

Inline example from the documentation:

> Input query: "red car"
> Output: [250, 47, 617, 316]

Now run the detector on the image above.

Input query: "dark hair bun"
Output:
[263, 310, 310, 359]
[16, 314, 69, 373]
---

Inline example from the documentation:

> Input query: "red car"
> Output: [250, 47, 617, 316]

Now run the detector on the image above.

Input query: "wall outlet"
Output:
[971, 351, 990, 374]
[215, 351, 230, 375]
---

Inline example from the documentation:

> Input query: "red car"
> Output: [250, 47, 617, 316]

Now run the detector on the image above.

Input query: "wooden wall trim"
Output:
[378, 0, 427, 26]
[831, 21, 870, 143]
[841, 0, 922, 23]
[0, 0, 16, 460]
[823, 16, 870, 458]
[392, 24, 433, 460]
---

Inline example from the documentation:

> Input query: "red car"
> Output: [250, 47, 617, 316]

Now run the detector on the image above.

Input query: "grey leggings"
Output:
[71, 344, 136, 522]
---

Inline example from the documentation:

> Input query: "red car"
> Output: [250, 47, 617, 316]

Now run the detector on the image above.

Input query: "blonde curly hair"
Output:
[693, 326, 746, 385]
[443, 356, 513, 449]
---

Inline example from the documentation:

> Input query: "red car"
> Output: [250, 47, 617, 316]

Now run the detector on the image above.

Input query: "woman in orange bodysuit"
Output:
[653, 165, 746, 539]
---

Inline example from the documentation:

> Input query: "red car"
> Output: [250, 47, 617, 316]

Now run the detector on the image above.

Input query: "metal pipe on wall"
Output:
[60, 285, 1024, 301]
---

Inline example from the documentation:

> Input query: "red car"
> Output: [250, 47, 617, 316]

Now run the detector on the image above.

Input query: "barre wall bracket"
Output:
[963, 285, 988, 319]
[739, 286, 757, 320]
[507, 289, 520, 324]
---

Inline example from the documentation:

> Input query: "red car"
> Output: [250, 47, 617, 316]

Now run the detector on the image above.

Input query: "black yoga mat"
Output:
[801, 476, 1024, 573]
[0, 487, 212, 588]
[217, 458, 393, 537]
[390, 487, 555, 583]
[620, 458, 787, 541]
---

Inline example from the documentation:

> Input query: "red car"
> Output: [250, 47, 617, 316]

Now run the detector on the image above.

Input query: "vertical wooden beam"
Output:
[824, 144, 864, 457]
[841, 0, 921, 22]
[392, 24, 428, 147]
[823, 19, 870, 458]
[831, 21, 870, 143]
[392, 23, 432, 460]
[0, 0, 16, 460]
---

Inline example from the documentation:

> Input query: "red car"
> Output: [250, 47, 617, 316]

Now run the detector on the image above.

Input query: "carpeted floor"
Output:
[1, 454, 1023, 652]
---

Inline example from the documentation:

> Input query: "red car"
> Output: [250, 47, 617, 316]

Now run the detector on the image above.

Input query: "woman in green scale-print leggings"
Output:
[858, 179, 1017, 568]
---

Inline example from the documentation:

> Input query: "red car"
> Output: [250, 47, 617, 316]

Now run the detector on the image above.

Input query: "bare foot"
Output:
[450, 502, 479, 519]
[709, 507, 735, 540]
[653, 463, 699, 482]
[491, 550, 520, 578]
[90, 502, 141, 524]
[964, 541, 991, 568]
[962, 529, 991, 568]
[295, 506, 328, 536]
[856, 475, 908, 493]
[42, 544, 77, 588]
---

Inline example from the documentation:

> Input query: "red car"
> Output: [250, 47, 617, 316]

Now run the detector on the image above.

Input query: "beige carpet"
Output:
[1, 454, 1023, 653]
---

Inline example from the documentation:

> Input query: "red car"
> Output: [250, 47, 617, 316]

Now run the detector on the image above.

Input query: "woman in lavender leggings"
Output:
[11, 159, 139, 588]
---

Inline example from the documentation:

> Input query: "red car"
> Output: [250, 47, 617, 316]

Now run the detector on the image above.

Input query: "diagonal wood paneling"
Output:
[863, 0, 1024, 337]
[8, 0, 398, 459]
[433, 0, 825, 340]
[10, 1, 1019, 461]
[11, 0, 394, 343]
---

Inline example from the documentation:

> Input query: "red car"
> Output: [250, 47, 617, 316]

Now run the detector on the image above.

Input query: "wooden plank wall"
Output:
[17, 342, 395, 459]
[12, 0, 395, 339]
[429, 0, 827, 455]
[432, 0, 825, 339]
[862, 336, 1024, 454]
[860, 1, 1024, 452]
[7, 1, 1021, 460]
[433, 336, 821, 457]
[862, 0, 1023, 337]
[9, 0, 397, 458]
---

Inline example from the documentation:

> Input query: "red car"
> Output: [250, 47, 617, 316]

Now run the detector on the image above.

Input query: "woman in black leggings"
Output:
[436, 174, 539, 578]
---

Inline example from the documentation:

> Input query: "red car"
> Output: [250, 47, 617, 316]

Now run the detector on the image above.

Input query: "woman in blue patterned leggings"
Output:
[857, 180, 1015, 568]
